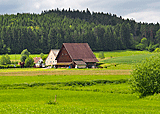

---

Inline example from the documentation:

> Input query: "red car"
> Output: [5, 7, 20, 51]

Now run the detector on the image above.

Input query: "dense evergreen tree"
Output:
[0, 8, 159, 54]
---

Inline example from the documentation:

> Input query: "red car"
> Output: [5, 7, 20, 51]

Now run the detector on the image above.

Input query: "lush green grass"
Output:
[0, 50, 159, 113]
[102, 54, 155, 64]
[94, 50, 153, 58]
[0, 68, 160, 113]
[0, 89, 160, 113]
[0, 54, 48, 61]
[0, 74, 130, 85]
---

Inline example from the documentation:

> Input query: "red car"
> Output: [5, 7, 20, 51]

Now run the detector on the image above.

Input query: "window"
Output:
[50, 61, 52, 63]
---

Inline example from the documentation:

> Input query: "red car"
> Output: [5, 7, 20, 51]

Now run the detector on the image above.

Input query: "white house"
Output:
[45, 49, 60, 66]
[33, 57, 44, 67]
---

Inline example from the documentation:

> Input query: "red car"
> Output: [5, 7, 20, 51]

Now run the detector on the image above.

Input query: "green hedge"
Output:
[0, 65, 21, 69]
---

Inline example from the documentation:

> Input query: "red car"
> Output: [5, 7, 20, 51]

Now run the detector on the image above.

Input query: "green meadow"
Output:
[0, 50, 160, 113]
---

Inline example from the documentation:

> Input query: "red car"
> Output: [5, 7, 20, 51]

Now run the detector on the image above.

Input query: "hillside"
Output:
[0, 8, 160, 54]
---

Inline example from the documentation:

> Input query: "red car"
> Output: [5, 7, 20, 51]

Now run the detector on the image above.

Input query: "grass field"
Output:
[0, 54, 48, 62]
[0, 50, 160, 113]
[0, 68, 160, 113]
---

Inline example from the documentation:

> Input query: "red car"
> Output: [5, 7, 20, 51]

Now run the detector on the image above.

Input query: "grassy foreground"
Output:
[0, 50, 159, 113]
[0, 68, 160, 114]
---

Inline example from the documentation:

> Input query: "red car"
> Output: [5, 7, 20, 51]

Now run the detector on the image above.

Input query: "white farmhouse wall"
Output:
[45, 50, 59, 66]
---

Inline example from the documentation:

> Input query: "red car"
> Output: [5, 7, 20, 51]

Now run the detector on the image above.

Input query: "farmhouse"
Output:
[45, 49, 60, 66]
[33, 57, 44, 68]
[55, 43, 99, 68]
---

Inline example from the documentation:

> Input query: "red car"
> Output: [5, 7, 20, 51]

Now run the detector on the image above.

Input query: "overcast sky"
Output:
[0, 0, 160, 23]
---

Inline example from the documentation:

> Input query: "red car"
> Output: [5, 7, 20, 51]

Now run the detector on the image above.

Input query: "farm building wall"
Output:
[57, 46, 72, 63]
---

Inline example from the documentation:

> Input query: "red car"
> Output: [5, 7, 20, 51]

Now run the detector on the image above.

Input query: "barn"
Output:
[55, 43, 99, 68]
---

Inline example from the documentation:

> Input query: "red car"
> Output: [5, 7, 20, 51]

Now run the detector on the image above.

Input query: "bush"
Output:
[42, 55, 48, 63]
[5, 54, 11, 64]
[0, 55, 6, 65]
[0, 64, 21, 69]
[40, 53, 44, 58]
[154, 48, 160, 52]
[130, 54, 160, 97]
[25, 57, 34, 67]
[11, 61, 19, 64]
[148, 44, 159, 52]
[20, 49, 31, 62]
[20, 55, 27, 62]
[98, 51, 105, 59]
[0, 54, 11, 65]
[21, 49, 30, 57]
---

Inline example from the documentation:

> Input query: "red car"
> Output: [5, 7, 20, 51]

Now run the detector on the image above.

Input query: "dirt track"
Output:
[0, 69, 132, 76]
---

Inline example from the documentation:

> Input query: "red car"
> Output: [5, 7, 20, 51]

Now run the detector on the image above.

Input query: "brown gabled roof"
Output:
[63, 43, 99, 62]
[33, 57, 42, 63]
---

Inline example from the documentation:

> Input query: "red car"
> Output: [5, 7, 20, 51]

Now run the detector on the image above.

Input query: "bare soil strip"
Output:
[0, 69, 131, 76]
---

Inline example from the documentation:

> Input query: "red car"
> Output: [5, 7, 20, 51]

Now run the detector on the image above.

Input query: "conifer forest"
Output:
[0, 8, 160, 54]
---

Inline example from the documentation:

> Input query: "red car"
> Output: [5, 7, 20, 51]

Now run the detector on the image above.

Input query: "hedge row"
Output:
[0, 65, 21, 69]
[0, 79, 128, 89]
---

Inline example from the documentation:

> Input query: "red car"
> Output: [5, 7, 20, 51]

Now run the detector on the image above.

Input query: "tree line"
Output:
[0, 8, 160, 54]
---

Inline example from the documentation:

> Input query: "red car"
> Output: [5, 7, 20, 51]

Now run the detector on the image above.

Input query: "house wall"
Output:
[45, 51, 57, 66]
[57, 46, 72, 63]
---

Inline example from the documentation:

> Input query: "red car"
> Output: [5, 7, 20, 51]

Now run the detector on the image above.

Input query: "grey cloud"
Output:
[0, 0, 159, 23]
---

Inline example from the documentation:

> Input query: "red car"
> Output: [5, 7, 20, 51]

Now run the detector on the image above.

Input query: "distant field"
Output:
[94, 50, 152, 58]
[94, 50, 155, 67]
[0, 54, 48, 61]
[101, 54, 155, 64]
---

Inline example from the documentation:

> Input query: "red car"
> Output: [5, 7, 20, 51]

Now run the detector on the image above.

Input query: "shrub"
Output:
[5, 54, 11, 64]
[98, 51, 105, 59]
[11, 61, 19, 64]
[20, 55, 27, 62]
[130, 54, 160, 97]
[21, 49, 30, 57]
[25, 57, 34, 67]
[0, 64, 21, 69]
[0, 55, 7, 65]
[40, 53, 44, 58]
[148, 44, 159, 52]
[154, 48, 160, 52]
[0, 54, 11, 65]
[42, 55, 48, 63]
[20, 49, 31, 62]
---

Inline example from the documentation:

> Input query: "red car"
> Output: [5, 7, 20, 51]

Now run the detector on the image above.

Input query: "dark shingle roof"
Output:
[63, 43, 99, 62]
